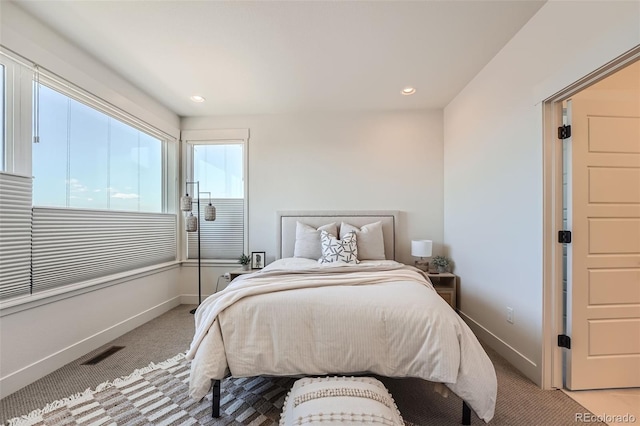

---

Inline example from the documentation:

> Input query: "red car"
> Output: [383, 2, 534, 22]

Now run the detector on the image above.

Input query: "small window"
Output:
[185, 134, 248, 261]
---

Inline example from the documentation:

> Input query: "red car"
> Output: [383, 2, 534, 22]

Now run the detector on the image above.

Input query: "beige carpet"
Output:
[1, 305, 604, 425]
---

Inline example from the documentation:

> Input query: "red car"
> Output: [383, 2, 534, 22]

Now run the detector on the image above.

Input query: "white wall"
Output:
[443, 0, 640, 385]
[182, 110, 444, 265]
[0, 266, 182, 398]
[180, 263, 236, 302]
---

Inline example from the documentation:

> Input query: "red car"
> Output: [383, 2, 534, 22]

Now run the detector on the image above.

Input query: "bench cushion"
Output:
[280, 376, 404, 425]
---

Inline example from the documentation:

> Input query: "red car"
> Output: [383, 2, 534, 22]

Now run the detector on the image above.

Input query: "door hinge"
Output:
[558, 125, 571, 140]
[558, 230, 572, 244]
[558, 334, 571, 349]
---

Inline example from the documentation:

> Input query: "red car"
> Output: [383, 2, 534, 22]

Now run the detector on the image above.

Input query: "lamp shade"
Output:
[180, 194, 193, 211]
[411, 240, 433, 257]
[185, 212, 198, 232]
[204, 203, 216, 221]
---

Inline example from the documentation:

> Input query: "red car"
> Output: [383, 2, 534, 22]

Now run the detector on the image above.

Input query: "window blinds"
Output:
[0, 173, 32, 300]
[187, 198, 244, 260]
[31, 208, 176, 292]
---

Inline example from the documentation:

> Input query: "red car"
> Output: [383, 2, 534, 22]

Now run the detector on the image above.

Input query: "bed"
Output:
[186, 211, 497, 424]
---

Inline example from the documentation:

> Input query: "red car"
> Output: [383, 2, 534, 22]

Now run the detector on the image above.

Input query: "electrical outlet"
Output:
[223, 272, 230, 280]
[507, 307, 514, 324]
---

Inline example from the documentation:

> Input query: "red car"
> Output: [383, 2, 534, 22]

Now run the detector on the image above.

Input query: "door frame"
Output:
[541, 47, 640, 390]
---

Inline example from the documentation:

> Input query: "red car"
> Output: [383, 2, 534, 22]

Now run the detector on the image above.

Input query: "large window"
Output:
[0, 52, 178, 302]
[33, 84, 163, 212]
[28, 81, 175, 293]
[184, 130, 248, 261]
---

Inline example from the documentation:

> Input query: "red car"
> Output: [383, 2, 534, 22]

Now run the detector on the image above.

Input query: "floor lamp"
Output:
[181, 181, 216, 314]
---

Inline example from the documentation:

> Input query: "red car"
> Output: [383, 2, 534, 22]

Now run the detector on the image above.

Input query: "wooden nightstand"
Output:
[427, 272, 457, 310]
[228, 268, 253, 281]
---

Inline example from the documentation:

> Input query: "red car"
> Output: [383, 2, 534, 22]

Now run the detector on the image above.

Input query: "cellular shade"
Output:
[31, 208, 176, 292]
[0, 173, 32, 300]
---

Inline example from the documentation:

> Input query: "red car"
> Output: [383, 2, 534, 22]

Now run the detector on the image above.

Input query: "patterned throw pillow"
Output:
[319, 230, 359, 264]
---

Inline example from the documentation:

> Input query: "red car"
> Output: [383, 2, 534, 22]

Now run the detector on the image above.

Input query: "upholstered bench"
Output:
[280, 376, 404, 425]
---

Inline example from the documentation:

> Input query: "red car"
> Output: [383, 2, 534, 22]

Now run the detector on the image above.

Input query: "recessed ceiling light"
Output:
[190, 95, 206, 103]
[401, 87, 416, 96]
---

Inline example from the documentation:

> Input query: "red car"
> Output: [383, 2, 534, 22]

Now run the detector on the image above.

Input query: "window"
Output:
[0, 52, 35, 301]
[1, 64, 5, 170]
[183, 130, 248, 261]
[28, 80, 176, 292]
[0, 52, 33, 176]
[0, 50, 178, 301]
[33, 83, 163, 212]
[193, 144, 244, 199]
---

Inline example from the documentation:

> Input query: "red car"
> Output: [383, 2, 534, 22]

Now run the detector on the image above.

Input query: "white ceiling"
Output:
[14, 0, 545, 117]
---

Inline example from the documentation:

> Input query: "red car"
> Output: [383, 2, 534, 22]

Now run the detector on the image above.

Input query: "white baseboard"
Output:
[459, 310, 542, 386]
[180, 294, 213, 305]
[0, 296, 181, 399]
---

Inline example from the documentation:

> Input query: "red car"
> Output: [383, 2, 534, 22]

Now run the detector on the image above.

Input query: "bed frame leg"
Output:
[212, 379, 221, 418]
[462, 401, 471, 425]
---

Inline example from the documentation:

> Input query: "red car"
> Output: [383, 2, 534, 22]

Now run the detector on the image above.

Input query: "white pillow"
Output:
[294, 222, 338, 260]
[339, 221, 385, 260]
[319, 230, 359, 264]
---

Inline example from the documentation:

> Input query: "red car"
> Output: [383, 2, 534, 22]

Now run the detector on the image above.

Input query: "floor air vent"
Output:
[82, 346, 125, 365]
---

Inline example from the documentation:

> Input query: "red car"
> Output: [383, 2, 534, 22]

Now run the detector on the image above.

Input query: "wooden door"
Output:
[565, 61, 640, 390]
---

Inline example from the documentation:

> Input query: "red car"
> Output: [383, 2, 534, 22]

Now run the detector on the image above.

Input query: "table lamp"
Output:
[411, 240, 432, 272]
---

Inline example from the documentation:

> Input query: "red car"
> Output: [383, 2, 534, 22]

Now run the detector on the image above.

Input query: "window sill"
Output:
[0, 261, 181, 317]
[180, 259, 240, 267]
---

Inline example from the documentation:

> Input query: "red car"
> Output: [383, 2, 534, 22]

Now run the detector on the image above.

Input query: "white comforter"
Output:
[186, 258, 497, 422]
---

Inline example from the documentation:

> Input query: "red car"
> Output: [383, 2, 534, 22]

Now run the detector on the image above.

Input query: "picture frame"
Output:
[251, 251, 266, 269]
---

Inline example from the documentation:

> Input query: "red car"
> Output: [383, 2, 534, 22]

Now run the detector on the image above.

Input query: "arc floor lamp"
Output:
[181, 181, 216, 314]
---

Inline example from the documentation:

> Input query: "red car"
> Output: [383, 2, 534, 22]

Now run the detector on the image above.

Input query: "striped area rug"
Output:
[3, 353, 297, 426]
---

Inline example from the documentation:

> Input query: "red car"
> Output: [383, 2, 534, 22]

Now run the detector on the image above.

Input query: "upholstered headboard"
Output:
[276, 210, 399, 260]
